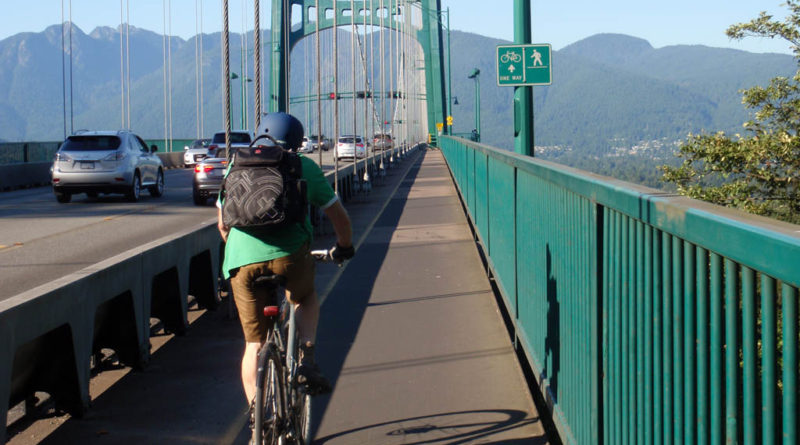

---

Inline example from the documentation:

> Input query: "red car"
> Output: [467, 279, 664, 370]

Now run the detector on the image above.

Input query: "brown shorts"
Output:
[229, 244, 315, 343]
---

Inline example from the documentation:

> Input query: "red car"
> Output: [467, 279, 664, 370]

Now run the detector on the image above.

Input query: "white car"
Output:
[334, 135, 366, 160]
[183, 138, 211, 167]
[51, 130, 165, 203]
[299, 137, 314, 153]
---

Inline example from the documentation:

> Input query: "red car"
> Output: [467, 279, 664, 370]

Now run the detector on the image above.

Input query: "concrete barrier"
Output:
[0, 143, 419, 439]
[0, 162, 52, 191]
[0, 153, 184, 192]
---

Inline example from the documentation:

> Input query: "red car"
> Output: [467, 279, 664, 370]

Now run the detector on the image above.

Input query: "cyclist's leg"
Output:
[271, 243, 317, 344]
[271, 244, 331, 394]
[230, 262, 275, 402]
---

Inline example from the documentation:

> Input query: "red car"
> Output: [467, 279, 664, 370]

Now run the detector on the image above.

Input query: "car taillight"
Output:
[103, 151, 127, 161]
[55, 152, 73, 162]
[195, 164, 215, 173]
[357, 144, 364, 148]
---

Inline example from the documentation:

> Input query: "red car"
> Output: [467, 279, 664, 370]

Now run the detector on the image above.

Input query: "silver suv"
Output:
[51, 130, 165, 203]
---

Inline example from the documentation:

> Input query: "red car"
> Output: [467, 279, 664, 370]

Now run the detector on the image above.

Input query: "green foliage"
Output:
[662, 1, 800, 224]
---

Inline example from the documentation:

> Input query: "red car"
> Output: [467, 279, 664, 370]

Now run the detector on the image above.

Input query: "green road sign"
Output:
[496, 44, 552, 86]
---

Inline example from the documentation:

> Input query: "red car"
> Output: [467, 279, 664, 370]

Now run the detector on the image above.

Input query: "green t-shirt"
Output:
[219, 154, 337, 279]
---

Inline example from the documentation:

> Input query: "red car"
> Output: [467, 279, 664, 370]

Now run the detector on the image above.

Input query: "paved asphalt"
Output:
[6, 148, 547, 444]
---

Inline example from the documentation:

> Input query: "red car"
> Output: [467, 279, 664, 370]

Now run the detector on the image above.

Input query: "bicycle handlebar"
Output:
[310, 249, 350, 266]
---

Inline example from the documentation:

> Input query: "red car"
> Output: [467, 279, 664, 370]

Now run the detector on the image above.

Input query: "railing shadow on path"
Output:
[314, 409, 547, 445]
[309, 154, 425, 438]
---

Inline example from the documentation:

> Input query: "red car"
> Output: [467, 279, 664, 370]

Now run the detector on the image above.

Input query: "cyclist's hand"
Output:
[330, 243, 355, 264]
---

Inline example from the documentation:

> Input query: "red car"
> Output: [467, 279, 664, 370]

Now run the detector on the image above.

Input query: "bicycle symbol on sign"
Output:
[500, 50, 522, 64]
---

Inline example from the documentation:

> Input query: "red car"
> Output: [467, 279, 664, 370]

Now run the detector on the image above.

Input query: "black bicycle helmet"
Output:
[256, 112, 304, 150]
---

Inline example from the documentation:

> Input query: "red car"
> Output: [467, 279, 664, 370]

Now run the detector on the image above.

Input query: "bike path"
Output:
[9, 147, 547, 444]
[311, 149, 547, 444]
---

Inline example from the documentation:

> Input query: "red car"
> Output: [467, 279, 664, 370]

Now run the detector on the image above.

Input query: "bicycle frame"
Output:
[253, 289, 312, 445]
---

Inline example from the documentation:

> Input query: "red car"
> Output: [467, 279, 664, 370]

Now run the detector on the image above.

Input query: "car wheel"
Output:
[127, 172, 141, 202]
[149, 169, 165, 197]
[55, 190, 71, 203]
[192, 188, 206, 205]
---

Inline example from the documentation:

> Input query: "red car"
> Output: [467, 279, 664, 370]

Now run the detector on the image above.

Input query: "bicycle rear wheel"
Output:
[254, 345, 285, 445]
[289, 390, 312, 445]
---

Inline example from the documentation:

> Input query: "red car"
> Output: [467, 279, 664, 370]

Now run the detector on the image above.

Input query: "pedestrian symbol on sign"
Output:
[531, 49, 543, 66]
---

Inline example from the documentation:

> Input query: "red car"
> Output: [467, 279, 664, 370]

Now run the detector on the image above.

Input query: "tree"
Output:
[661, 1, 800, 223]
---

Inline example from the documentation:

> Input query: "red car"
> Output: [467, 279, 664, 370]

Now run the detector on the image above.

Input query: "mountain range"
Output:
[0, 24, 795, 161]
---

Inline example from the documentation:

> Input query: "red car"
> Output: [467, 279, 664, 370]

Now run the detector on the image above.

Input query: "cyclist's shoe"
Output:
[297, 362, 332, 395]
[298, 342, 332, 395]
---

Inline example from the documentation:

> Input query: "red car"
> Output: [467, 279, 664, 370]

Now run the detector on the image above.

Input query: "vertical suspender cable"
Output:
[351, 0, 358, 178]
[223, 0, 232, 158]
[61, 0, 67, 139]
[333, 2, 339, 193]
[120, 0, 125, 128]
[284, 0, 290, 112]
[168, 0, 174, 151]
[369, 0, 375, 175]
[125, 0, 131, 129]
[69, 0, 74, 134]
[242, 0, 248, 129]
[162, 0, 168, 149]
[195, 0, 200, 138]
[363, 3, 369, 182]
[200, 0, 205, 137]
[316, 0, 322, 166]
[387, 0, 394, 164]
[379, 0, 385, 172]
[254, 0, 261, 130]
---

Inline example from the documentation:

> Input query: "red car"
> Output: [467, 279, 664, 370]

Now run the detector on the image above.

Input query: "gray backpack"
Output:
[220, 137, 307, 231]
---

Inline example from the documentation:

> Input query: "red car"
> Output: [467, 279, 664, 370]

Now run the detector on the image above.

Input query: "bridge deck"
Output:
[11, 148, 546, 444]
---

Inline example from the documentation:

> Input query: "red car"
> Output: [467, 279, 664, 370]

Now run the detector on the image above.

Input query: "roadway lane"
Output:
[0, 149, 392, 300]
[0, 168, 216, 300]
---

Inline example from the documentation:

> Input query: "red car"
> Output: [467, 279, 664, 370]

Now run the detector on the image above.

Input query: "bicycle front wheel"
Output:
[254, 346, 285, 445]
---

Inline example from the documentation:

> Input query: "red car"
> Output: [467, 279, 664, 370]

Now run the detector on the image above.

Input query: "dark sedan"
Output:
[192, 157, 227, 205]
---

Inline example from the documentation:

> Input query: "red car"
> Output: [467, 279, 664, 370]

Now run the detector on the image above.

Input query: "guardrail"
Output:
[0, 144, 415, 440]
[439, 136, 800, 445]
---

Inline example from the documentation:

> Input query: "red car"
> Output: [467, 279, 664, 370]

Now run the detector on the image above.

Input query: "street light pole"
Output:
[229, 72, 239, 130]
[468, 68, 480, 142]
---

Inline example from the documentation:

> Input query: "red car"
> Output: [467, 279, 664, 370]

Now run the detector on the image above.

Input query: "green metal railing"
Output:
[439, 135, 800, 445]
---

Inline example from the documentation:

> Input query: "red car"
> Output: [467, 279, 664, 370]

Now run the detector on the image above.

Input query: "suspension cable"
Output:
[120, 0, 125, 129]
[351, 0, 358, 178]
[316, 0, 322, 166]
[333, 1, 340, 194]
[195, 0, 200, 138]
[223, 0, 232, 158]
[168, 0, 174, 150]
[162, 0, 168, 150]
[125, 0, 130, 129]
[69, 0, 74, 134]
[61, 0, 66, 139]
[200, 0, 205, 137]
[254, 0, 261, 130]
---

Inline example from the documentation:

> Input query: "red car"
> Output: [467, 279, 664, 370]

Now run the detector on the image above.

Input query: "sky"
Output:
[0, 0, 794, 55]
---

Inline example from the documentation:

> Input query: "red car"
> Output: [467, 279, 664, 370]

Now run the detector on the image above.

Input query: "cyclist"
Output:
[216, 112, 355, 411]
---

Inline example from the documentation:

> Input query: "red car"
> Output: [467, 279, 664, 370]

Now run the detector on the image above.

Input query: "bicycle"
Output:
[251, 249, 340, 445]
